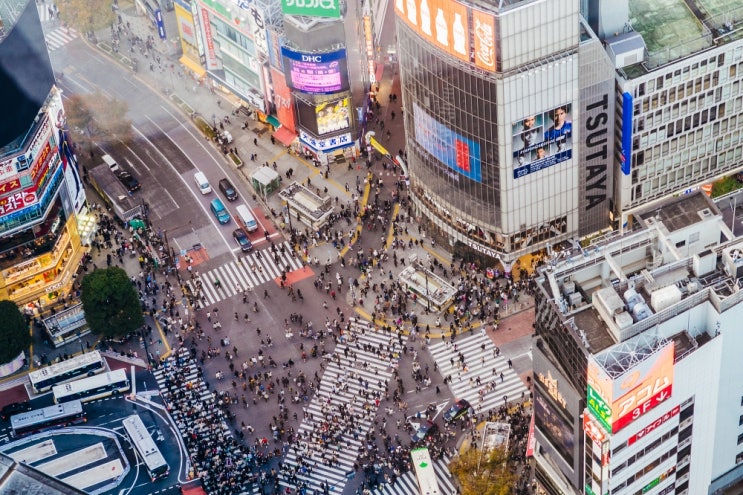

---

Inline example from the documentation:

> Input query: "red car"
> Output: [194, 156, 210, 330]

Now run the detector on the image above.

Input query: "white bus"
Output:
[52, 369, 130, 404]
[29, 351, 106, 393]
[10, 400, 86, 437]
[122, 414, 169, 481]
[411, 447, 440, 495]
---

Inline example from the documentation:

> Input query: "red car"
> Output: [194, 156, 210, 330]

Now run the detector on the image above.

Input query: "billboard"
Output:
[413, 103, 482, 183]
[299, 130, 353, 152]
[281, 47, 349, 95]
[586, 342, 675, 434]
[472, 9, 496, 71]
[534, 392, 574, 465]
[281, 0, 340, 18]
[512, 105, 573, 179]
[271, 67, 296, 133]
[395, 0, 470, 64]
[316, 98, 350, 135]
[621, 92, 633, 176]
[0, 190, 37, 216]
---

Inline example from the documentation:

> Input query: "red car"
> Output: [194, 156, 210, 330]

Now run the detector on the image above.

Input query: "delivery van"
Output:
[235, 204, 258, 232]
[194, 172, 211, 194]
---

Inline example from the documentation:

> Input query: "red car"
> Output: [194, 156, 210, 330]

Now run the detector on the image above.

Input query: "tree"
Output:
[56, 0, 116, 36]
[0, 301, 31, 363]
[64, 91, 132, 150]
[449, 445, 518, 495]
[81, 267, 144, 338]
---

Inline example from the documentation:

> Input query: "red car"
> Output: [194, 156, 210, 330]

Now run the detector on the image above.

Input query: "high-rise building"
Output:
[0, 1, 89, 312]
[396, 0, 743, 270]
[532, 191, 743, 494]
[396, 0, 616, 271]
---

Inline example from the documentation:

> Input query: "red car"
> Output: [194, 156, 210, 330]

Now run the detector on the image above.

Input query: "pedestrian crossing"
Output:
[429, 333, 528, 415]
[279, 319, 407, 495]
[37, 3, 58, 22]
[187, 241, 304, 306]
[373, 454, 456, 495]
[45, 26, 78, 52]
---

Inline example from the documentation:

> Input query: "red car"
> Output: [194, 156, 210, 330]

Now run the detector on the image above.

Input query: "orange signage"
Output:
[472, 8, 496, 71]
[587, 342, 675, 434]
[395, 0, 469, 64]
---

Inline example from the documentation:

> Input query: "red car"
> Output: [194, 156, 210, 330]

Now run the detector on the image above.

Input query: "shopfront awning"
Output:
[273, 126, 297, 146]
[265, 115, 281, 128]
[179, 56, 206, 78]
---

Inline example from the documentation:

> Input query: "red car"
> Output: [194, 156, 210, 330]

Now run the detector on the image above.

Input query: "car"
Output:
[233, 229, 253, 252]
[1, 401, 32, 420]
[219, 178, 238, 201]
[210, 198, 231, 224]
[443, 398, 471, 423]
[117, 171, 141, 192]
[411, 420, 438, 443]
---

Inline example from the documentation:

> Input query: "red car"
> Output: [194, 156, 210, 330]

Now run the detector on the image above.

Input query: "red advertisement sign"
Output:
[30, 142, 52, 183]
[455, 139, 470, 172]
[583, 412, 606, 446]
[201, 8, 219, 70]
[613, 384, 673, 433]
[472, 8, 496, 71]
[271, 67, 296, 133]
[628, 405, 680, 446]
[0, 178, 22, 195]
[0, 190, 37, 216]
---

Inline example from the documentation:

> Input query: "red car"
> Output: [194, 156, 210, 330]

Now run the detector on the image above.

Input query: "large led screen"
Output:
[316, 98, 350, 135]
[512, 105, 573, 179]
[413, 103, 482, 183]
[535, 392, 574, 465]
[281, 47, 349, 95]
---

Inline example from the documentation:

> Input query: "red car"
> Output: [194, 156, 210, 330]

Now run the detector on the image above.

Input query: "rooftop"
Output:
[626, 0, 743, 73]
[0, 453, 86, 495]
[635, 191, 716, 233]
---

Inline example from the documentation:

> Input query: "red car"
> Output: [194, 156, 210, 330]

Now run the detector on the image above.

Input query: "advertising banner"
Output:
[621, 92, 633, 176]
[281, 0, 340, 18]
[534, 392, 574, 465]
[316, 98, 350, 135]
[0, 159, 18, 183]
[281, 47, 349, 95]
[0, 178, 22, 196]
[395, 0, 469, 64]
[271, 67, 296, 133]
[627, 405, 680, 446]
[512, 105, 573, 179]
[175, 4, 197, 46]
[472, 8, 496, 71]
[200, 8, 219, 70]
[413, 103, 482, 182]
[0, 190, 37, 216]
[587, 342, 675, 434]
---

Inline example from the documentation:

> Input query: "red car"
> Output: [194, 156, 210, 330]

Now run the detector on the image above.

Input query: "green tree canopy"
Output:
[449, 444, 517, 495]
[57, 0, 116, 35]
[64, 91, 132, 150]
[81, 267, 144, 338]
[0, 300, 31, 364]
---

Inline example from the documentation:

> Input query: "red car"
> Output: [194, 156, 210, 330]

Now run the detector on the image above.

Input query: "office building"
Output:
[532, 191, 743, 494]
[0, 1, 89, 312]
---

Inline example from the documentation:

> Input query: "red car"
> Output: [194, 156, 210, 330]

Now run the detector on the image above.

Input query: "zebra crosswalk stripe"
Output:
[45, 27, 78, 51]
[188, 241, 304, 306]
[428, 333, 528, 415]
[279, 320, 407, 494]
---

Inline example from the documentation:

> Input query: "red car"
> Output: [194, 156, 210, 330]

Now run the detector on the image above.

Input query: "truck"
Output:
[88, 164, 143, 223]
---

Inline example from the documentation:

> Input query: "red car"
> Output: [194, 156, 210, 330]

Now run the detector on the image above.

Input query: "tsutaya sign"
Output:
[281, 0, 340, 18]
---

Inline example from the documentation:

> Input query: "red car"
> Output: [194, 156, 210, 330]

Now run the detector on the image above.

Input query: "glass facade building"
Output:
[396, 0, 615, 268]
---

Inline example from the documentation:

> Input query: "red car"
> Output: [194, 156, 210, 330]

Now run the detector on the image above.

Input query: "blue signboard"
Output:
[155, 9, 167, 40]
[621, 92, 633, 176]
[413, 103, 482, 183]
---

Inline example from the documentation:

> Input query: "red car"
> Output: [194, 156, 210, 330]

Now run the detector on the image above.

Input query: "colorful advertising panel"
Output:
[281, 47, 349, 95]
[280, 0, 340, 18]
[413, 103, 482, 183]
[0, 190, 37, 216]
[472, 9, 496, 71]
[512, 105, 573, 179]
[316, 98, 350, 135]
[271, 67, 296, 133]
[0, 178, 22, 196]
[175, 3, 197, 47]
[587, 342, 675, 434]
[395, 0, 469, 64]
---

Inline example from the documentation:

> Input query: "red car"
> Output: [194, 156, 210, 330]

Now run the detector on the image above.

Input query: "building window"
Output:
[737, 433, 743, 445]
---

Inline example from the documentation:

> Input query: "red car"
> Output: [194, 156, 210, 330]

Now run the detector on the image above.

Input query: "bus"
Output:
[411, 447, 440, 495]
[29, 351, 106, 393]
[52, 369, 130, 404]
[122, 414, 169, 481]
[10, 400, 86, 437]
